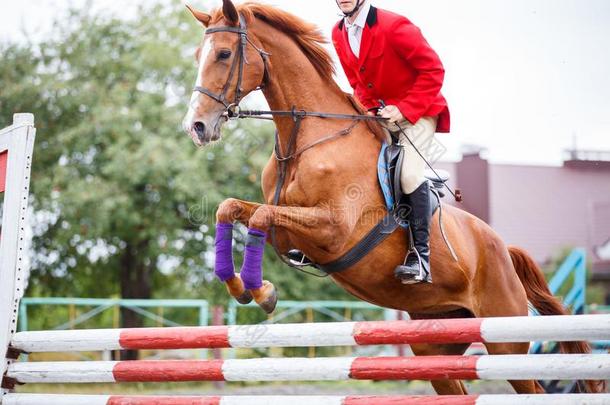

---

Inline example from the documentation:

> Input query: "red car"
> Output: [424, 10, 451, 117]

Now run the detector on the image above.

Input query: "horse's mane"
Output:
[210, 2, 335, 82]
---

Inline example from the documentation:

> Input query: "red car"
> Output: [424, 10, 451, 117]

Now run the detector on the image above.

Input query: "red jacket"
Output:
[332, 6, 450, 133]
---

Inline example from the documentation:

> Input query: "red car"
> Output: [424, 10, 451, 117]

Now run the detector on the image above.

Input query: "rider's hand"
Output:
[379, 105, 405, 123]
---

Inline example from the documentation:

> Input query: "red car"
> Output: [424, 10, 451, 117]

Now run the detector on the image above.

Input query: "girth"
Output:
[316, 143, 445, 274]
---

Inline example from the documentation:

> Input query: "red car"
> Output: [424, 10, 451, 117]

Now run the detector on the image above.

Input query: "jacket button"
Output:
[367, 83, 373, 88]
[360, 66, 365, 73]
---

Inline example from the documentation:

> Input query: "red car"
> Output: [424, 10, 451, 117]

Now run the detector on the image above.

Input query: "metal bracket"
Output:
[1, 375, 19, 390]
[5, 347, 22, 360]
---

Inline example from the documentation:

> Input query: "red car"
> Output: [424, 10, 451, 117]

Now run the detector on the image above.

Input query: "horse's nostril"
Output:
[193, 121, 206, 140]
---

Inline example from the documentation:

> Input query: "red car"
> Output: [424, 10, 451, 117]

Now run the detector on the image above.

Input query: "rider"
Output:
[332, 0, 450, 283]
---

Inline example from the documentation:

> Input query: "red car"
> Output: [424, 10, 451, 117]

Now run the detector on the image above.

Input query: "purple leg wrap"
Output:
[241, 228, 267, 290]
[214, 223, 235, 282]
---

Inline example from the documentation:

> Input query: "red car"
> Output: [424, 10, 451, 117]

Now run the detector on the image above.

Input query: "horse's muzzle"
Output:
[186, 113, 225, 146]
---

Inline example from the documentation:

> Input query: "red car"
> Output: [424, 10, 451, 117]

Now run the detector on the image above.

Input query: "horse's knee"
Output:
[216, 198, 243, 223]
[248, 205, 274, 231]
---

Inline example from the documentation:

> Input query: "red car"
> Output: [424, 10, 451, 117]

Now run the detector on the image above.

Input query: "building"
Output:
[436, 148, 610, 291]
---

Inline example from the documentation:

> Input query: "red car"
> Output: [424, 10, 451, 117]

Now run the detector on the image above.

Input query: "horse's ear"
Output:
[222, 0, 239, 26]
[186, 4, 211, 27]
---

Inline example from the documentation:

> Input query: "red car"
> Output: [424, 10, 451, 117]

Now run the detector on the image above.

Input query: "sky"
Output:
[2, 0, 610, 165]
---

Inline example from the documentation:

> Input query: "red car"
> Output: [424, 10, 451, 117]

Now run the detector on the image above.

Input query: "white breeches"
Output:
[393, 116, 438, 194]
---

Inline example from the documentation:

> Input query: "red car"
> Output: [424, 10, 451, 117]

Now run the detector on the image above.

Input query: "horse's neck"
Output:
[262, 71, 346, 115]
[258, 32, 359, 145]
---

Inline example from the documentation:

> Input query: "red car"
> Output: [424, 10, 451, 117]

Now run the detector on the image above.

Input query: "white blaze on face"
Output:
[196, 37, 213, 86]
[183, 37, 214, 132]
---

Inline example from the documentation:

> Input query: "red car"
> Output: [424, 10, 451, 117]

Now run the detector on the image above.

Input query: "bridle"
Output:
[192, 13, 381, 124]
[193, 15, 270, 117]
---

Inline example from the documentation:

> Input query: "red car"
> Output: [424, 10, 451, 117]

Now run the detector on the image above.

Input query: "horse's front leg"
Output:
[240, 204, 349, 313]
[214, 198, 262, 305]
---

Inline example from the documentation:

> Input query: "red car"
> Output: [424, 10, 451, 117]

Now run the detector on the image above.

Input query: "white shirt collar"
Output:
[344, 1, 371, 30]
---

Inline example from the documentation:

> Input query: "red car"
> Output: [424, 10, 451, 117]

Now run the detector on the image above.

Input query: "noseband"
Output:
[193, 15, 270, 116]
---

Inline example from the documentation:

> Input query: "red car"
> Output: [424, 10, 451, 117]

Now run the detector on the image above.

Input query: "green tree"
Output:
[0, 1, 352, 342]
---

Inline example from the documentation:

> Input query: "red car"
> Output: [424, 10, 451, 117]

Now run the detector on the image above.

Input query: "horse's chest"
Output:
[261, 157, 339, 206]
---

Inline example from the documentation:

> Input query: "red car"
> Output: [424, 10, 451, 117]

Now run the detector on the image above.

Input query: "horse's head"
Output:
[183, 0, 269, 146]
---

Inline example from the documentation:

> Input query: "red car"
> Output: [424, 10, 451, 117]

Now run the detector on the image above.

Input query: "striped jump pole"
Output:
[6, 354, 609, 384]
[3, 394, 610, 405]
[10, 314, 610, 352]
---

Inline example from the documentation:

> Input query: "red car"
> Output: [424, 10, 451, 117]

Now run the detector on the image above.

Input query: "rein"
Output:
[194, 16, 383, 159]
[193, 14, 386, 137]
[231, 108, 384, 121]
[267, 110, 365, 276]
[275, 120, 359, 162]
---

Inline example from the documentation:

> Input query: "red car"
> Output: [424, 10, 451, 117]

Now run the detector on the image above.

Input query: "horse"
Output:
[182, 0, 604, 395]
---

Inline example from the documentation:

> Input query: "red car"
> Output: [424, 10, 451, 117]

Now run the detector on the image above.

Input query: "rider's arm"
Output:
[389, 18, 445, 125]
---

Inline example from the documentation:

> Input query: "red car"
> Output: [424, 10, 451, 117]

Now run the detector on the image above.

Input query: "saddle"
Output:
[380, 142, 448, 220]
[290, 141, 451, 274]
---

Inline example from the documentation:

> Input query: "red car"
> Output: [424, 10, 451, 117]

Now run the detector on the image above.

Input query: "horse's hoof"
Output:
[258, 290, 278, 314]
[226, 274, 253, 304]
[235, 289, 253, 305]
[253, 281, 278, 314]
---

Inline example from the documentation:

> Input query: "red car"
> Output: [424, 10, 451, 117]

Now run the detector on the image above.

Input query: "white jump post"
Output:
[0, 114, 36, 398]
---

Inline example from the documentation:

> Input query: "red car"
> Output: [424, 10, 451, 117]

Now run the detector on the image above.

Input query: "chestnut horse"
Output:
[183, 0, 603, 395]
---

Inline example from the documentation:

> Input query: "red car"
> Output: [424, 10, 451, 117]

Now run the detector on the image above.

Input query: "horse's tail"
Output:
[508, 245, 606, 393]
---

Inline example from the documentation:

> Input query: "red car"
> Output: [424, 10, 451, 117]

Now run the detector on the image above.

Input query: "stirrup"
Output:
[286, 249, 315, 267]
[395, 249, 431, 284]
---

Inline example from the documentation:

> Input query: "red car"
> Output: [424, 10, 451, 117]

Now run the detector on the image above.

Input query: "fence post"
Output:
[0, 114, 36, 395]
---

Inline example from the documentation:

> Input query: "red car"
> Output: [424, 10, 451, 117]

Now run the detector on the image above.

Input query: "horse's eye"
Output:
[217, 49, 232, 60]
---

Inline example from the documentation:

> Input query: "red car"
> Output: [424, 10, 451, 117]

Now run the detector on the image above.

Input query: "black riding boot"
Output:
[394, 181, 432, 284]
